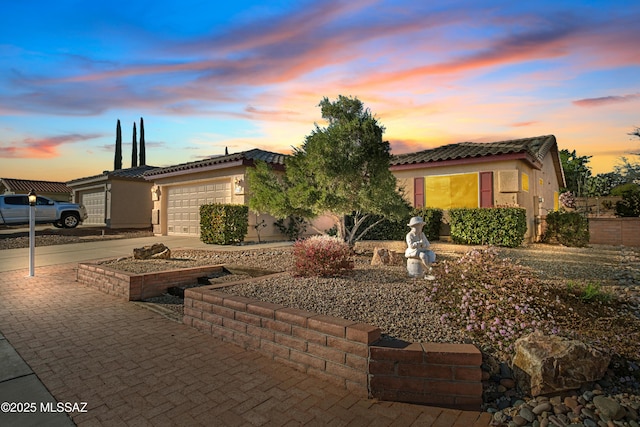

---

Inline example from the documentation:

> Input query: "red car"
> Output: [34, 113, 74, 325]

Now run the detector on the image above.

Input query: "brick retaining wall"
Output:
[76, 263, 226, 301]
[184, 286, 483, 411]
[589, 218, 640, 247]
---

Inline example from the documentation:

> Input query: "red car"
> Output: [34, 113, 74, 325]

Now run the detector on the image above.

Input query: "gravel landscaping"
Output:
[3, 230, 639, 422]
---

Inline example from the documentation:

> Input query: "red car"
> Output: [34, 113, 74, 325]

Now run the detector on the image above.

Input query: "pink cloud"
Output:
[0, 133, 101, 159]
[572, 93, 640, 107]
[511, 121, 539, 127]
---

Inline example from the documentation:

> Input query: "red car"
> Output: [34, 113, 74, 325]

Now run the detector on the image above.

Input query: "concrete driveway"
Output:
[0, 235, 292, 272]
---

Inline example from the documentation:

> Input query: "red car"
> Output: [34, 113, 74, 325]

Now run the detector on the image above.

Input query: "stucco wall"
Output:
[391, 156, 561, 242]
[109, 179, 154, 228]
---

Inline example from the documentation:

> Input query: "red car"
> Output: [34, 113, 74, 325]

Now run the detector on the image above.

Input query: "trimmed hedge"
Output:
[449, 207, 527, 247]
[348, 207, 443, 242]
[543, 210, 589, 247]
[200, 204, 248, 245]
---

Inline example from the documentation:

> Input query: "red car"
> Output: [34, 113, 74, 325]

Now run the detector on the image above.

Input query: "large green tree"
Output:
[559, 149, 592, 196]
[247, 96, 409, 244]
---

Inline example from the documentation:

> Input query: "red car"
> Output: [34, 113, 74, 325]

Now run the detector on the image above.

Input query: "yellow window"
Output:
[522, 173, 529, 192]
[425, 173, 478, 209]
[554, 191, 559, 211]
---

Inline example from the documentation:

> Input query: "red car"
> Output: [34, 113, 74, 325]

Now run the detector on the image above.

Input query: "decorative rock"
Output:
[533, 402, 553, 415]
[593, 396, 626, 421]
[501, 378, 517, 389]
[371, 248, 401, 266]
[512, 331, 611, 396]
[520, 406, 535, 422]
[133, 243, 171, 260]
[512, 415, 528, 426]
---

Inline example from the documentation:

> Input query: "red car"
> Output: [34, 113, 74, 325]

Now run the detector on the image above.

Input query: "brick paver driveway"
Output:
[0, 264, 491, 426]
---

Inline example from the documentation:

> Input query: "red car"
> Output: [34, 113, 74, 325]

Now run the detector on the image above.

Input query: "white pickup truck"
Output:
[0, 194, 88, 228]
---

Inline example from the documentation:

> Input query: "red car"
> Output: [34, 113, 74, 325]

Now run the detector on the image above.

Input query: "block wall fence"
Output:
[588, 218, 640, 247]
[183, 287, 483, 411]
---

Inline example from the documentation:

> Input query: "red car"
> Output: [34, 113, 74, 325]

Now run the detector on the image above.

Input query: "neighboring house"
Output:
[0, 178, 72, 201]
[144, 149, 290, 240]
[66, 166, 157, 228]
[390, 135, 566, 242]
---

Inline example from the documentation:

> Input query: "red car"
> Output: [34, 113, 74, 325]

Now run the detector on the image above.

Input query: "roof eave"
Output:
[144, 159, 246, 180]
[390, 152, 542, 171]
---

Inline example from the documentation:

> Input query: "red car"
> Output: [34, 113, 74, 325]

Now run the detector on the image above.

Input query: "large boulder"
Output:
[371, 248, 402, 266]
[512, 331, 610, 396]
[133, 243, 171, 260]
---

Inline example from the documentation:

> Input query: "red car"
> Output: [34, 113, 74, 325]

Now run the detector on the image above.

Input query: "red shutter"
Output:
[480, 172, 493, 208]
[414, 177, 424, 208]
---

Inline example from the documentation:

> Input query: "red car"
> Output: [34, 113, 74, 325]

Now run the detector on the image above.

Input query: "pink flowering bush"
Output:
[293, 235, 353, 277]
[559, 191, 576, 209]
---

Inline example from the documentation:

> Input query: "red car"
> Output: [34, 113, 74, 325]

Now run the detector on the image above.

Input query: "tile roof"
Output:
[67, 165, 158, 185]
[0, 178, 71, 194]
[391, 135, 557, 167]
[144, 148, 287, 177]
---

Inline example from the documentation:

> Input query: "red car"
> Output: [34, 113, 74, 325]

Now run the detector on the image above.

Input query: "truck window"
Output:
[3, 196, 28, 205]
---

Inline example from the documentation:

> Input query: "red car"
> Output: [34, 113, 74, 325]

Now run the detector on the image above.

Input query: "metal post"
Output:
[28, 189, 36, 277]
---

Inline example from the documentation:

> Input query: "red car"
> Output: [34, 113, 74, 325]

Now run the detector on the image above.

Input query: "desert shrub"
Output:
[544, 210, 589, 247]
[613, 185, 640, 217]
[292, 235, 353, 277]
[274, 216, 307, 240]
[346, 207, 443, 241]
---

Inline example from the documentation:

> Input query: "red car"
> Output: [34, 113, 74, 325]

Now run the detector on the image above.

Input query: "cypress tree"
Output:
[114, 119, 122, 170]
[131, 122, 138, 168]
[139, 117, 146, 166]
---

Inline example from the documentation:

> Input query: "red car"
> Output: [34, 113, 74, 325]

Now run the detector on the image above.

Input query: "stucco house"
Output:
[66, 165, 157, 228]
[0, 178, 72, 201]
[390, 135, 566, 242]
[144, 149, 294, 240]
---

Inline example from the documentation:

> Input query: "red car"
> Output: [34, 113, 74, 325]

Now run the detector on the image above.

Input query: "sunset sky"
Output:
[1, 0, 639, 182]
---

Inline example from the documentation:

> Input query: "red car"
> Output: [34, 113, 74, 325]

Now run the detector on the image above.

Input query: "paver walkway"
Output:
[0, 263, 492, 426]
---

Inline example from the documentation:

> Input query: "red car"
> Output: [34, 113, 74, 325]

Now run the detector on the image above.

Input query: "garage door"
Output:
[81, 191, 106, 225]
[167, 182, 231, 236]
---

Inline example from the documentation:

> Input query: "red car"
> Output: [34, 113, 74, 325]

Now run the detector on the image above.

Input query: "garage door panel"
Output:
[166, 181, 231, 236]
[81, 191, 105, 225]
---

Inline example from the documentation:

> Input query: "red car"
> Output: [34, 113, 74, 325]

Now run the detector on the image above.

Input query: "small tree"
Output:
[131, 122, 138, 168]
[139, 117, 146, 166]
[247, 96, 409, 245]
[114, 119, 122, 170]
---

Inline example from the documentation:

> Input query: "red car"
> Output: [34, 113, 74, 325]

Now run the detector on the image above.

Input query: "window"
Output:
[3, 196, 27, 205]
[425, 173, 479, 209]
[522, 173, 529, 192]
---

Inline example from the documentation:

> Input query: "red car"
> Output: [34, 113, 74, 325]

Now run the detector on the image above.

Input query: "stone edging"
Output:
[183, 285, 483, 411]
[76, 262, 227, 301]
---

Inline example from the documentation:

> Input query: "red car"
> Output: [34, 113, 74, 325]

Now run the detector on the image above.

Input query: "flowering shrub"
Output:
[559, 191, 576, 209]
[426, 248, 568, 359]
[292, 235, 353, 277]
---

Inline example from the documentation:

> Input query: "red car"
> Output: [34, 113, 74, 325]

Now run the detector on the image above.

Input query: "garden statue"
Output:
[405, 216, 436, 280]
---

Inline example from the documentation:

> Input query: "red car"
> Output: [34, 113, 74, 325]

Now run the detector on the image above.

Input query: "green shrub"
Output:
[200, 204, 248, 245]
[346, 207, 443, 241]
[274, 216, 307, 241]
[544, 210, 589, 247]
[614, 185, 640, 217]
[448, 208, 527, 247]
[292, 235, 353, 277]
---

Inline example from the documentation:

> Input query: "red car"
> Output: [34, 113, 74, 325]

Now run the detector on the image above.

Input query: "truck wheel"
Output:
[62, 213, 80, 228]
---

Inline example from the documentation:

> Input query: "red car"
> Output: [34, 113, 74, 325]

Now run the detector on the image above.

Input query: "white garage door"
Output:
[81, 191, 106, 225]
[167, 182, 231, 236]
